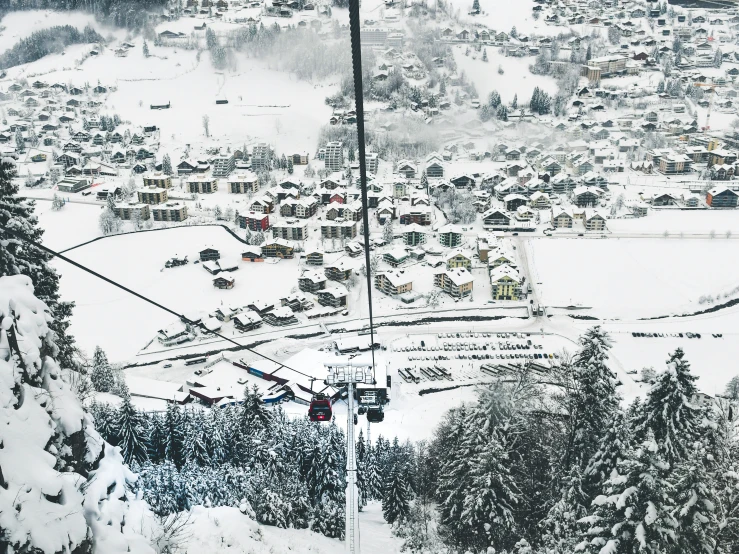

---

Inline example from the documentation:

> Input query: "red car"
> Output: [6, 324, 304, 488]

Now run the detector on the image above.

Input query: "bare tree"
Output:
[202, 114, 210, 138]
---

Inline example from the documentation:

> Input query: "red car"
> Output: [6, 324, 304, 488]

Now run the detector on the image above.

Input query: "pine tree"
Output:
[162, 153, 173, 175]
[633, 348, 703, 467]
[117, 392, 149, 465]
[512, 93, 518, 109]
[496, 104, 508, 121]
[488, 90, 502, 108]
[143, 40, 150, 57]
[183, 410, 210, 466]
[383, 464, 412, 524]
[165, 403, 185, 468]
[382, 217, 394, 243]
[580, 431, 677, 554]
[15, 127, 24, 152]
[91, 345, 116, 392]
[472, 0, 480, 11]
[0, 159, 78, 369]
[460, 430, 519, 552]
[482, 48, 488, 62]
[147, 411, 167, 463]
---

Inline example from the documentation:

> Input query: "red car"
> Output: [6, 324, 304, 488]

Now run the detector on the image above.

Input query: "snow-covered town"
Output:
[3, 0, 739, 551]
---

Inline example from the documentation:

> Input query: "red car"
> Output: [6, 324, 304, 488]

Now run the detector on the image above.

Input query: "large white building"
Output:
[325, 141, 344, 171]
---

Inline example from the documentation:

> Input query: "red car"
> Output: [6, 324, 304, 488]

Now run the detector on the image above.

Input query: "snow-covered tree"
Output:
[0, 159, 78, 369]
[382, 217, 394, 243]
[91, 345, 116, 392]
[162, 153, 173, 175]
[383, 463, 412, 524]
[0, 275, 155, 554]
[117, 393, 149, 465]
[143, 40, 150, 57]
[52, 192, 65, 210]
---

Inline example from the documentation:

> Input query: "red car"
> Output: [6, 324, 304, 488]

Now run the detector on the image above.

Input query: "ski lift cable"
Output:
[349, 0, 377, 378]
[1, 227, 316, 380]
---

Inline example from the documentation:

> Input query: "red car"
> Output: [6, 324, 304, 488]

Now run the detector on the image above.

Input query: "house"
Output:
[325, 260, 354, 281]
[316, 286, 348, 308]
[242, 246, 264, 262]
[262, 307, 298, 327]
[482, 209, 511, 227]
[213, 273, 236, 289]
[529, 191, 550, 209]
[375, 270, 413, 296]
[398, 205, 432, 225]
[345, 242, 363, 258]
[489, 264, 522, 300]
[652, 193, 678, 206]
[113, 203, 151, 221]
[299, 270, 327, 293]
[403, 224, 427, 246]
[706, 186, 739, 208]
[571, 186, 600, 208]
[306, 248, 324, 266]
[384, 247, 409, 267]
[397, 160, 417, 178]
[262, 238, 295, 258]
[434, 268, 474, 298]
[437, 224, 462, 248]
[504, 194, 528, 212]
[551, 207, 573, 229]
[233, 312, 263, 332]
[199, 248, 220, 262]
[584, 211, 607, 231]
[56, 177, 91, 193]
[426, 159, 444, 178]
[446, 250, 472, 270]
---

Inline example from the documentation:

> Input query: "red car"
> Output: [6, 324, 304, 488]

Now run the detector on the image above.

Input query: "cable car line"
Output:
[0, 226, 316, 381]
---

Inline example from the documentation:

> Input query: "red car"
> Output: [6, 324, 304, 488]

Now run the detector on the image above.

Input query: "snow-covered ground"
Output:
[528, 237, 739, 319]
[452, 44, 558, 104]
[36, 201, 103, 251]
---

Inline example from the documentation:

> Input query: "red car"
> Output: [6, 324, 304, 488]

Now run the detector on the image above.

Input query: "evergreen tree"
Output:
[15, 127, 24, 152]
[512, 93, 518, 109]
[439, 79, 446, 95]
[383, 463, 412, 524]
[147, 411, 167, 464]
[580, 431, 677, 554]
[460, 430, 519, 552]
[91, 345, 115, 392]
[633, 348, 703, 467]
[165, 403, 185, 468]
[382, 217, 394, 243]
[488, 90, 502, 108]
[117, 392, 149, 465]
[183, 410, 210, 466]
[162, 153, 173, 175]
[143, 40, 150, 57]
[472, 0, 480, 11]
[497, 104, 508, 121]
[0, 159, 77, 369]
[482, 48, 488, 62]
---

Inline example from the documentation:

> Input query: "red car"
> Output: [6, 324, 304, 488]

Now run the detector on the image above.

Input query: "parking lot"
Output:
[389, 332, 566, 384]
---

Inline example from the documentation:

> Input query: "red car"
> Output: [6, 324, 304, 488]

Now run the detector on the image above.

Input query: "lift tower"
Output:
[326, 363, 376, 554]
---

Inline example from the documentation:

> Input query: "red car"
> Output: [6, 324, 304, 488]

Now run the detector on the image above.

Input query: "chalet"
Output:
[450, 174, 475, 189]
[397, 160, 417, 178]
[200, 248, 220, 262]
[551, 207, 573, 228]
[571, 186, 600, 208]
[706, 186, 739, 208]
[299, 270, 327, 293]
[262, 238, 295, 258]
[437, 224, 463, 248]
[489, 264, 522, 300]
[213, 273, 236, 289]
[584, 211, 607, 231]
[262, 307, 298, 327]
[384, 248, 409, 267]
[482, 209, 511, 227]
[242, 246, 264, 262]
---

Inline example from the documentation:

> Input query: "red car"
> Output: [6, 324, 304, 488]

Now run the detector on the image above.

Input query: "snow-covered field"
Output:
[528, 237, 739, 319]
[54, 225, 301, 359]
[453, 44, 558, 104]
[36, 201, 103, 251]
